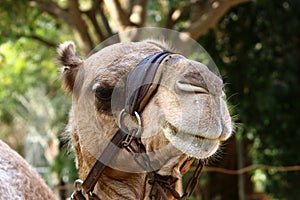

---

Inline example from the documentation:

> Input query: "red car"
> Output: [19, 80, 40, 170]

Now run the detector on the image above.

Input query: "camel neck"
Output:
[95, 168, 147, 200]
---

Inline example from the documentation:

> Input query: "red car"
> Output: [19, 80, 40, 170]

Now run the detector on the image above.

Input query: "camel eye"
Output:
[95, 87, 112, 102]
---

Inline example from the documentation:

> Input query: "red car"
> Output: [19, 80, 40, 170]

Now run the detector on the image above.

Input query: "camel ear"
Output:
[57, 41, 83, 93]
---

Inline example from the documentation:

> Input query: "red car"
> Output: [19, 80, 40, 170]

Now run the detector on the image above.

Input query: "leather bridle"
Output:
[71, 51, 206, 200]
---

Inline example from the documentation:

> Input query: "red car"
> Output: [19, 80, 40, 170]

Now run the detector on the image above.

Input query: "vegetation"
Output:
[0, 0, 299, 199]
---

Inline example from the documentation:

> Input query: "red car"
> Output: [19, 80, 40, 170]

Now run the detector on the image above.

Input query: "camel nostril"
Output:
[176, 80, 209, 94]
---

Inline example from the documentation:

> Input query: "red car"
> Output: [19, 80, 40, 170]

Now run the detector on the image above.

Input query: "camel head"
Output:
[58, 40, 232, 199]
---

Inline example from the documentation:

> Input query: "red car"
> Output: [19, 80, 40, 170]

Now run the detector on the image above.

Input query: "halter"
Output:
[71, 51, 206, 200]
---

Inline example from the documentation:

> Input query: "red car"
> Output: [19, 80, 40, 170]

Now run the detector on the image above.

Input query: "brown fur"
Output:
[57, 41, 83, 92]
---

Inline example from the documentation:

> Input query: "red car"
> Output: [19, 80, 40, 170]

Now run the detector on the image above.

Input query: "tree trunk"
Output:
[68, 0, 94, 54]
[182, 0, 251, 39]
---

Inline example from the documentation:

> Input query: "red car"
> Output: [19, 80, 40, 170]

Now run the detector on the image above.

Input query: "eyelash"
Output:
[95, 88, 112, 102]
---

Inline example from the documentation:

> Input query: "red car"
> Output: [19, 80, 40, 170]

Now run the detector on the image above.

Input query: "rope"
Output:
[192, 164, 300, 175]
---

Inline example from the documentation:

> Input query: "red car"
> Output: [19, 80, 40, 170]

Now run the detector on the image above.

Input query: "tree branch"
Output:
[84, 0, 105, 42]
[128, 0, 148, 27]
[30, 0, 72, 26]
[164, 1, 197, 29]
[15, 33, 57, 48]
[98, 2, 113, 37]
[32, 0, 94, 54]
[68, 0, 94, 54]
[165, 7, 176, 29]
[127, 0, 134, 18]
[182, 0, 252, 39]
[27, 34, 57, 48]
[103, 0, 131, 31]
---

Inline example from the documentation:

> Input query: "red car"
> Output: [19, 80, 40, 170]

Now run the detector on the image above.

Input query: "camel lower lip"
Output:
[163, 122, 220, 159]
[164, 121, 211, 141]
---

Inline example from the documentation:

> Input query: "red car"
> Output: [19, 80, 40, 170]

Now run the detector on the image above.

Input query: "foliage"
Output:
[200, 0, 300, 199]
[0, 0, 67, 47]
[0, 4, 75, 191]
[0, 40, 58, 124]
[51, 145, 78, 186]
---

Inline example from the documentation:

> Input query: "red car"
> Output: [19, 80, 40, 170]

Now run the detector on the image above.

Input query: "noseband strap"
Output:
[125, 51, 178, 115]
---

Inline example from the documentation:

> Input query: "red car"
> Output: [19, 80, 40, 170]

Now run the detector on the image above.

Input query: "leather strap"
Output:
[72, 190, 86, 200]
[81, 129, 128, 194]
[125, 51, 179, 115]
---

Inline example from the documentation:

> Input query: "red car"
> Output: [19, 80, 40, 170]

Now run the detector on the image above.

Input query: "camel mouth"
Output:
[164, 121, 218, 141]
[162, 122, 220, 159]
[176, 81, 209, 94]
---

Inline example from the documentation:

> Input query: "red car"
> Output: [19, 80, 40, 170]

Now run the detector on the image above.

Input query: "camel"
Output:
[0, 140, 57, 200]
[58, 40, 232, 199]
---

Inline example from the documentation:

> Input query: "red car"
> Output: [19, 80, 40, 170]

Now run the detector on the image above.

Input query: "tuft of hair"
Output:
[57, 41, 83, 67]
[57, 41, 83, 92]
[144, 39, 177, 52]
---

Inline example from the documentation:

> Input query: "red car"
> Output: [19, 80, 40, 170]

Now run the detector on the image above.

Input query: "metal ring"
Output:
[74, 179, 83, 191]
[134, 111, 142, 136]
[117, 109, 126, 129]
[70, 192, 75, 199]
[118, 109, 142, 136]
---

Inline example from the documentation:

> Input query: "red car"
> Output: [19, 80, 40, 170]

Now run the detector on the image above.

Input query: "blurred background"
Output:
[0, 0, 299, 199]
